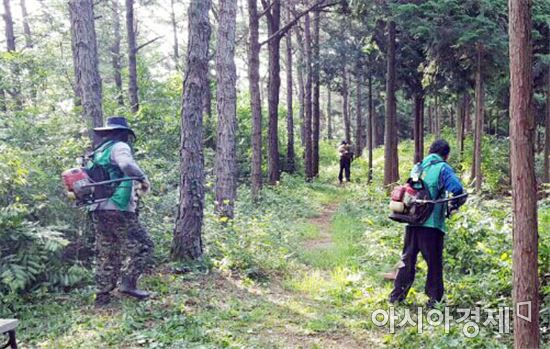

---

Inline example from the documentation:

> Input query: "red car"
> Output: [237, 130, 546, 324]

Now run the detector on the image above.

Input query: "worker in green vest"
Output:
[89, 117, 153, 307]
[389, 139, 466, 307]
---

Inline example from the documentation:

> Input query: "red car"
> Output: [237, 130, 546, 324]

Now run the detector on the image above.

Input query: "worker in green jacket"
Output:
[389, 140, 466, 307]
[89, 117, 153, 307]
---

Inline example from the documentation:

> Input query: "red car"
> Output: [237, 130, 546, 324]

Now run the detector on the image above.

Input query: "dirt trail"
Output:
[271, 201, 371, 349]
[302, 202, 339, 251]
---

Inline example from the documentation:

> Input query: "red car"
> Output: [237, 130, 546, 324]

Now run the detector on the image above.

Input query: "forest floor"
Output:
[12, 178, 393, 349]
[8, 141, 549, 348]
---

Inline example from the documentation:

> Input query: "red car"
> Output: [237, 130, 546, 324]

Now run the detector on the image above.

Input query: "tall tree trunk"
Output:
[464, 92, 472, 134]
[355, 75, 363, 157]
[296, 27, 306, 147]
[294, 23, 307, 148]
[20, 0, 33, 48]
[342, 67, 351, 142]
[312, 10, 320, 176]
[112, 0, 124, 106]
[508, 1, 540, 347]
[544, 70, 550, 183]
[126, 0, 139, 113]
[285, 11, 295, 174]
[264, 1, 281, 184]
[170, 0, 180, 69]
[474, 45, 485, 192]
[327, 88, 333, 140]
[3, 0, 21, 109]
[248, 0, 263, 199]
[367, 74, 373, 183]
[304, 12, 313, 180]
[215, 0, 238, 219]
[427, 103, 432, 134]
[413, 93, 424, 164]
[3, 0, 15, 51]
[69, 0, 104, 147]
[69, 4, 82, 107]
[203, 73, 214, 145]
[457, 92, 465, 156]
[434, 95, 441, 139]
[172, 0, 211, 261]
[384, 20, 399, 185]
[0, 89, 5, 111]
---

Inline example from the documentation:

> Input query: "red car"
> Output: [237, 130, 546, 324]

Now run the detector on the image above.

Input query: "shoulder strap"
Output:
[420, 160, 444, 179]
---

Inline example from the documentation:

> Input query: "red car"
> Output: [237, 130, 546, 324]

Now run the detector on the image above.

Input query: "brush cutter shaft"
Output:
[81, 176, 143, 189]
[415, 193, 469, 205]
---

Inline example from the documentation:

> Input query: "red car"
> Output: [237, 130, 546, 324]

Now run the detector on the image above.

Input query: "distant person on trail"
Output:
[338, 140, 354, 184]
[89, 117, 153, 307]
[389, 139, 466, 307]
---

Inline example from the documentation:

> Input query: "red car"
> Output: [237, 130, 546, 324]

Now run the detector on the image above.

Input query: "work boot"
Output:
[119, 276, 150, 300]
[95, 293, 111, 308]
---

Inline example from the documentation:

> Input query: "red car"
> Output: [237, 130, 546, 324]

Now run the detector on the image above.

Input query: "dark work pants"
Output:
[338, 157, 351, 182]
[390, 226, 445, 303]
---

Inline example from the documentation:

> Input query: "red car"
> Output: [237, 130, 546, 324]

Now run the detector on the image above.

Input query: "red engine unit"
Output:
[390, 185, 407, 202]
[62, 167, 90, 192]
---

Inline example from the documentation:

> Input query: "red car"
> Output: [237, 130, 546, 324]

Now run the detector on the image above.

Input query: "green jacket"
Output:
[411, 154, 447, 232]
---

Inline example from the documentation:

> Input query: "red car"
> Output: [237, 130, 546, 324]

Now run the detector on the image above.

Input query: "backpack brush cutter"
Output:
[62, 167, 142, 207]
[389, 182, 468, 225]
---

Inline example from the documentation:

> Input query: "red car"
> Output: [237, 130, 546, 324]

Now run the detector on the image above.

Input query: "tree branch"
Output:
[135, 36, 163, 52]
[258, 1, 274, 19]
[261, 0, 274, 22]
[259, 0, 339, 46]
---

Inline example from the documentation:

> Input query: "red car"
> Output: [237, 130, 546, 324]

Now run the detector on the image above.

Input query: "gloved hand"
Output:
[136, 177, 151, 197]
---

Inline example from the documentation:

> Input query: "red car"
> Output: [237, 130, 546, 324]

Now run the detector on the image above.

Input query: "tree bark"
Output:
[342, 67, 351, 142]
[304, 12, 313, 180]
[367, 74, 373, 183]
[327, 88, 332, 140]
[172, 0, 211, 261]
[3, 0, 15, 51]
[69, 0, 104, 147]
[455, 92, 466, 155]
[248, 0, 263, 199]
[464, 92, 472, 134]
[544, 69, 550, 183]
[3, 0, 22, 108]
[427, 103, 433, 135]
[285, 10, 295, 174]
[295, 26, 306, 147]
[215, 0, 238, 219]
[203, 74, 213, 142]
[170, 0, 180, 69]
[474, 45, 485, 192]
[355, 75, 363, 157]
[457, 92, 465, 156]
[20, 0, 33, 48]
[384, 20, 399, 185]
[312, 10, 320, 176]
[508, 0, 540, 347]
[434, 95, 441, 139]
[126, 0, 139, 113]
[413, 93, 424, 164]
[264, 0, 282, 184]
[112, 0, 124, 106]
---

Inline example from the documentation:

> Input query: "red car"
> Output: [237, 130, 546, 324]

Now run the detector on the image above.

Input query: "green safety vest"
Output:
[412, 153, 447, 233]
[87, 140, 133, 210]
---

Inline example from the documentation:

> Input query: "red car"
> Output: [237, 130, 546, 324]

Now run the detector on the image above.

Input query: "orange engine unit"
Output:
[62, 167, 90, 193]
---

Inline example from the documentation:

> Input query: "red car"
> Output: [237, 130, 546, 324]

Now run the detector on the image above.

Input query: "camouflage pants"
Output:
[91, 210, 154, 295]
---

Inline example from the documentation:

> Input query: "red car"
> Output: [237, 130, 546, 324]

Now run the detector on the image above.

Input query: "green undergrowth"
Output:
[1, 140, 548, 348]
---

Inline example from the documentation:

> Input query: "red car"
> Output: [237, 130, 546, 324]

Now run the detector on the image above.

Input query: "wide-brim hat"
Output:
[93, 116, 136, 138]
